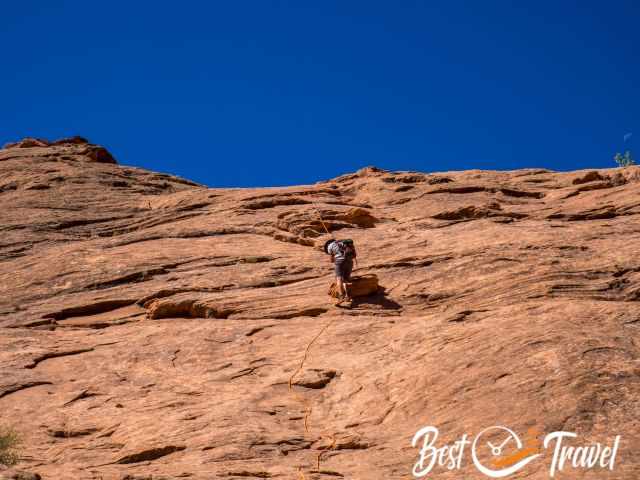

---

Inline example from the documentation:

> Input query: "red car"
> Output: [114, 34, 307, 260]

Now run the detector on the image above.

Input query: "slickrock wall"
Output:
[1, 138, 639, 479]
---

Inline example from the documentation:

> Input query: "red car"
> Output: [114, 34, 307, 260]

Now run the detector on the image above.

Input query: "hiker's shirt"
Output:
[328, 241, 351, 263]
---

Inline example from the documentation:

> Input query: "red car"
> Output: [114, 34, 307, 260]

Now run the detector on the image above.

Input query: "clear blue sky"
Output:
[2, 1, 638, 187]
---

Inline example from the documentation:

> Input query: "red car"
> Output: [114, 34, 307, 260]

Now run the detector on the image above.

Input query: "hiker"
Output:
[324, 239, 357, 304]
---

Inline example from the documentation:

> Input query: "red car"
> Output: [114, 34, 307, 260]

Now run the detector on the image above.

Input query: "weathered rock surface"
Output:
[1, 139, 639, 478]
[0, 468, 42, 480]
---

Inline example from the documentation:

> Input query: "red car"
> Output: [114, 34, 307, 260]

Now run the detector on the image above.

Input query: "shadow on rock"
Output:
[350, 290, 402, 310]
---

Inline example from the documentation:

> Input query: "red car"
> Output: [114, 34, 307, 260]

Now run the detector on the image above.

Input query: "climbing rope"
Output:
[288, 316, 337, 477]
[289, 195, 340, 477]
[316, 435, 337, 471]
[310, 200, 333, 237]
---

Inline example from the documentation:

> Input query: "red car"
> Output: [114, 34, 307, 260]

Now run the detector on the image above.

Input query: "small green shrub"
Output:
[0, 427, 20, 466]
[614, 150, 635, 167]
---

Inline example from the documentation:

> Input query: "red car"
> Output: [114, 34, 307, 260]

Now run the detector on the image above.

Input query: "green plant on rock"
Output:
[614, 150, 635, 167]
[0, 427, 20, 466]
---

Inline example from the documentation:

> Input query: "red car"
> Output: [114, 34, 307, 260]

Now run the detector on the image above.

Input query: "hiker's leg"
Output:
[333, 262, 344, 303]
[343, 259, 353, 300]
[334, 276, 346, 305]
[335, 261, 347, 298]
[342, 280, 350, 301]
[336, 276, 346, 298]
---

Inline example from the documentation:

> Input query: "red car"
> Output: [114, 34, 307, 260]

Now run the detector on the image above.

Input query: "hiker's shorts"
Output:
[334, 259, 353, 281]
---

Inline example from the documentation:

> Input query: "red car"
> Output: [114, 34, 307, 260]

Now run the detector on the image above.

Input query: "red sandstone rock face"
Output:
[1, 139, 639, 479]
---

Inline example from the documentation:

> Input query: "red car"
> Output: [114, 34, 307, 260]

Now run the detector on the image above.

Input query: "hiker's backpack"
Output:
[338, 239, 356, 258]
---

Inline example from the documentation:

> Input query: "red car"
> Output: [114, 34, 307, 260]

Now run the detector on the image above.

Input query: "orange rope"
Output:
[288, 318, 335, 392]
[310, 201, 332, 237]
[289, 198, 340, 476]
[288, 317, 337, 475]
[317, 435, 337, 470]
